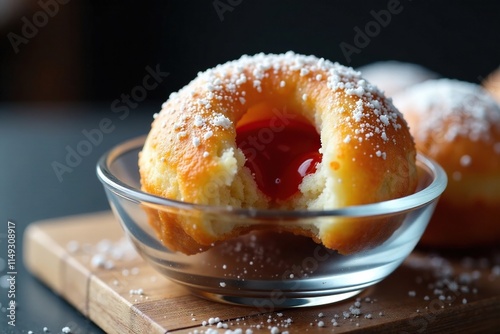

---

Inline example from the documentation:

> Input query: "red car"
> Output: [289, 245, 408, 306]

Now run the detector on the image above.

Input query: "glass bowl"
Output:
[97, 136, 447, 308]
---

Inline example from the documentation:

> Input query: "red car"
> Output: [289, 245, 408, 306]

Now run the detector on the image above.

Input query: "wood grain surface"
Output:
[23, 211, 500, 333]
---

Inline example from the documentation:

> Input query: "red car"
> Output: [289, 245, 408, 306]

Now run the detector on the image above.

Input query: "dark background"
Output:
[1, 0, 499, 104]
[0, 1, 499, 333]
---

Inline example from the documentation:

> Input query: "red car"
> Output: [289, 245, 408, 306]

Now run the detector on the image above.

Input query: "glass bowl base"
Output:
[188, 288, 363, 309]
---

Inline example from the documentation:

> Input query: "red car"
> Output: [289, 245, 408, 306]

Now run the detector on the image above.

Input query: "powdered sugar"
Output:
[375, 150, 387, 160]
[460, 154, 472, 167]
[394, 79, 500, 144]
[379, 114, 390, 126]
[159, 52, 405, 160]
[194, 115, 205, 127]
[192, 137, 201, 147]
[210, 114, 232, 129]
[203, 131, 214, 140]
[129, 288, 144, 295]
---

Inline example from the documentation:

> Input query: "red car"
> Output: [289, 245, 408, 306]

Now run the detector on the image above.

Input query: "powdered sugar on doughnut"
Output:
[394, 79, 500, 143]
[160, 52, 406, 160]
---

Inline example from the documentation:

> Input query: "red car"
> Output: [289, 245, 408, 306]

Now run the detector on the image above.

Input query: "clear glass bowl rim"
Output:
[97, 135, 447, 218]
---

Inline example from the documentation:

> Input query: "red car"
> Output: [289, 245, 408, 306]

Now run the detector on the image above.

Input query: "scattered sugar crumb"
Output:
[460, 154, 472, 167]
[129, 288, 144, 295]
[203, 130, 214, 140]
[90, 254, 104, 268]
[192, 137, 201, 147]
[193, 115, 205, 127]
[66, 240, 79, 253]
[210, 114, 231, 129]
[375, 150, 387, 160]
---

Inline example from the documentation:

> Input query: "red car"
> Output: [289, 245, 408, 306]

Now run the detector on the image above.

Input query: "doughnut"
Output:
[357, 61, 439, 97]
[394, 79, 500, 248]
[483, 66, 500, 103]
[139, 52, 418, 254]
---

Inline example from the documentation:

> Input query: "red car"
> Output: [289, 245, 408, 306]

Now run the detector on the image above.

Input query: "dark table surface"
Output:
[0, 104, 157, 333]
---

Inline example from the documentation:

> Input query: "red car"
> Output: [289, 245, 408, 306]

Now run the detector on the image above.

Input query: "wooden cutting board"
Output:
[24, 211, 500, 333]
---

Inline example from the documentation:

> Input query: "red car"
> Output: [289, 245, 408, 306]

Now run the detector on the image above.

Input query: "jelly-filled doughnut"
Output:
[395, 79, 500, 248]
[139, 52, 418, 254]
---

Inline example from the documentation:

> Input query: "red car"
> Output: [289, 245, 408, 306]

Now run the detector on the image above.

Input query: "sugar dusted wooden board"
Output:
[24, 211, 500, 333]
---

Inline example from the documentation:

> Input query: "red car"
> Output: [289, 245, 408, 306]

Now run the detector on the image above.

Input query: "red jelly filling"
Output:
[236, 114, 321, 201]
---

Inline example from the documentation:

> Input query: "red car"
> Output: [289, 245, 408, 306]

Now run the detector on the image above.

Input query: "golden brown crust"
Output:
[139, 52, 417, 254]
[421, 201, 500, 248]
[395, 79, 500, 247]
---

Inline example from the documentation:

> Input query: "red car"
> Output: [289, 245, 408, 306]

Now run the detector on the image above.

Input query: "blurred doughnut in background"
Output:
[394, 79, 500, 249]
[357, 60, 439, 98]
[483, 66, 500, 103]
